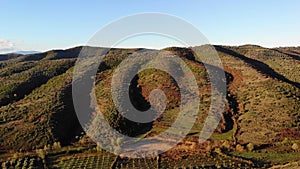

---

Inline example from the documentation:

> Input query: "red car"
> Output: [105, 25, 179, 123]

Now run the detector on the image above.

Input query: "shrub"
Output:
[236, 144, 245, 152]
[116, 138, 123, 146]
[36, 149, 46, 159]
[222, 141, 231, 150]
[53, 142, 61, 149]
[96, 143, 103, 152]
[206, 145, 212, 153]
[281, 137, 289, 145]
[291, 143, 299, 151]
[44, 144, 51, 151]
[246, 143, 254, 152]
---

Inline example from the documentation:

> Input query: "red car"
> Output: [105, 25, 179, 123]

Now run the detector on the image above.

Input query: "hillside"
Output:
[0, 45, 299, 168]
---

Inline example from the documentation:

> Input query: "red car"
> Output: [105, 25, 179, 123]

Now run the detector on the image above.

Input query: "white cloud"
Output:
[0, 39, 19, 54]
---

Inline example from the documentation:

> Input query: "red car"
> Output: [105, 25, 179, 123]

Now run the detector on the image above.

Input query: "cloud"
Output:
[0, 39, 18, 54]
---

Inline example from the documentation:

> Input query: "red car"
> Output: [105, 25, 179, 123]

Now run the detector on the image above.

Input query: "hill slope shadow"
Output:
[272, 49, 300, 61]
[215, 46, 300, 89]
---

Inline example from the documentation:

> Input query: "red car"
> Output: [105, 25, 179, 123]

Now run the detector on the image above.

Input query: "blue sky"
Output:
[0, 0, 299, 53]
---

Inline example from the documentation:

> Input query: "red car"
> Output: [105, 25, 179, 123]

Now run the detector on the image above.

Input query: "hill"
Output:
[0, 45, 299, 168]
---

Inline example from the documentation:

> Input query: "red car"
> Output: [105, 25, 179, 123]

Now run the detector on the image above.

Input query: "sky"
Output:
[0, 0, 300, 53]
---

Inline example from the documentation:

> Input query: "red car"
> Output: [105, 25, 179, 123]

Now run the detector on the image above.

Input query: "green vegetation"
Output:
[232, 151, 300, 164]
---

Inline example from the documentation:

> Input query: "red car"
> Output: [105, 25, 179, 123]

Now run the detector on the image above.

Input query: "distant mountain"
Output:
[0, 51, 41, 61]
[0, 53, 22, 61]
[14, 50, 40, 55]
